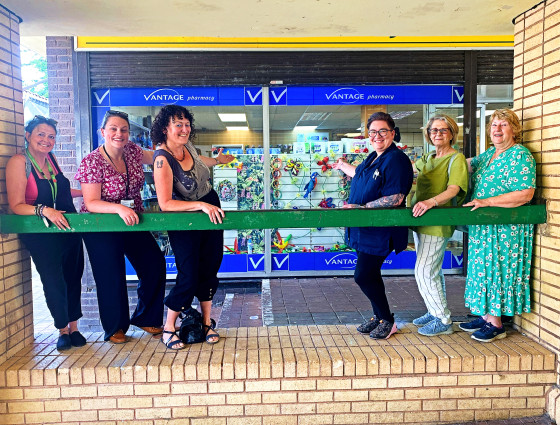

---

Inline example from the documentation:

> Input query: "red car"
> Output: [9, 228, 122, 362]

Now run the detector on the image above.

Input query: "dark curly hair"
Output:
[150, 105, 197, 146]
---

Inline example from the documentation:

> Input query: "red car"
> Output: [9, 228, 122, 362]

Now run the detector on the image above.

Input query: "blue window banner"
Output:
[126, 251, 463, 277]
[272, 254, 289, 271]
[248, 254, 266, 271]
[92, 85, 464, 109]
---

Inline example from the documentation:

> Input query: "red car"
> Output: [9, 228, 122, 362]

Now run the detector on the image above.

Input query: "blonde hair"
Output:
[423, 114, 459, 146]
[487, 109, 522, 143]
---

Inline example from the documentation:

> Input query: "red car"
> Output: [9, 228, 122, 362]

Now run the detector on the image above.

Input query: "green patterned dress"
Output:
[464, 144, 536, 317]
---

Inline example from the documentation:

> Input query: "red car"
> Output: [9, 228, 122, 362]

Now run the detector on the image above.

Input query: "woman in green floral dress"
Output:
[459, 109, 536, 343]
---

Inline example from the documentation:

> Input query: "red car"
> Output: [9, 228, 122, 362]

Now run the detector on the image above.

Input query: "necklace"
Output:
[170, 145, 186, 162]
[102, 144, 130, 198]
[26, 148, 58, 205]
[102, 145, 124, 169]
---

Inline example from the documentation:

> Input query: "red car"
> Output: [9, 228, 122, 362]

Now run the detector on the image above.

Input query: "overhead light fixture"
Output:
[219, 113, 247, 122]
[293, 126, 317, 132]
[390, 111, 417, 120]
[226, 126, 249, 131]
[345, 133, 362, 137]
[300, 112, 332, 121]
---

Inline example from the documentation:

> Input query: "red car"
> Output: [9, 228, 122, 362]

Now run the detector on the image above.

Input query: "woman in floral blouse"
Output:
[459, 109, 536, 343]
[76, 110, 166, 344]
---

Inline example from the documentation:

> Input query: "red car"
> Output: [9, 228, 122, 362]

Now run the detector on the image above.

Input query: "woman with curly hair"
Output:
[151, 105, 234, 350]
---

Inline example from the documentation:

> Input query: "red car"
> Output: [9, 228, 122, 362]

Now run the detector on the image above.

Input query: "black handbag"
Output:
[178, 307, 205, 344]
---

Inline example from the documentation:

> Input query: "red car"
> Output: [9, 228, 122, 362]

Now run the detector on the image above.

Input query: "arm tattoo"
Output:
[364, 193, 405, 209]
[156, 160, 164, 169]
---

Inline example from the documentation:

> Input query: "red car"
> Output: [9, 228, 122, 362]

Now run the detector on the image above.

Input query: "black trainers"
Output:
[369, 319, 398, 339]
[357, 316, 380, 334]
[69, 331, 87, 347]
[471, 322, 506, 342]
[458, 316, 487, 333]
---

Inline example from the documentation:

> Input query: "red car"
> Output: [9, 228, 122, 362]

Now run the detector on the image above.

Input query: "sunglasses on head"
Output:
[104, 110, 129, 120]
[30, 115, 58, 126]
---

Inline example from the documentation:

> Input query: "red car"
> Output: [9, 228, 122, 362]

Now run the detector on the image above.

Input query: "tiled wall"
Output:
[513, 0, 560, 420]
[0, 5, 33, 365]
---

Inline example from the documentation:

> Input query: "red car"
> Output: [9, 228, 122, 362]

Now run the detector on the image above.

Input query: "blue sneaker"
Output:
[471, 322, 506, 342]
[418, 318, 454, 336]
[412, 312, 435, 326]
[458, 316, 487, 333]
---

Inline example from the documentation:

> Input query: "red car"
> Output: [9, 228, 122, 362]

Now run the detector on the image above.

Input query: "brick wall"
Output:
[0, 5, 33, 365]
[0, 325, 556, 424]
[513, 0, 560, 420]
[46, 36, 78, 182]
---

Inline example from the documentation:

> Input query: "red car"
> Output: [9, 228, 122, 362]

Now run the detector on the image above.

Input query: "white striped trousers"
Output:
[413, 232, 452, 325]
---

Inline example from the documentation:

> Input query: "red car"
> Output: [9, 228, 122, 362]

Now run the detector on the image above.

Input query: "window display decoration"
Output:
[273, 231, 294, 253]
[216, 158, 242, 169]
[318, 197, 335, 208]
[302, 172, 319, 198]
[284, 158, 303, 176]
[272, 199, 285, 209]
[316, 156, 332, 173]
[217, 179, 236, 202]
[240, 229, 264, 253]
[224, 238, 240, 254]
[338, 174, 352, 200]
[271, 157, 283, 170]
[237, 155, 264, 210]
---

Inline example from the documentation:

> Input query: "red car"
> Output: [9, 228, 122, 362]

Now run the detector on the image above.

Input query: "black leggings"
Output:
[166, 228, 223, 313]
[354, 250, 392, 322]
[21, 233, 84, 330]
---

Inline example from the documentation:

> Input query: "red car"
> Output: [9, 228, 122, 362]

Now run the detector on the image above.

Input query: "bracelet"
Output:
[433, 198, 438, 207]
[214, 157, 220, 165]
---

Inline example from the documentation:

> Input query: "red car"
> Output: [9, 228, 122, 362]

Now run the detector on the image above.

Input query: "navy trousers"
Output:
[83, 231, 166, 340]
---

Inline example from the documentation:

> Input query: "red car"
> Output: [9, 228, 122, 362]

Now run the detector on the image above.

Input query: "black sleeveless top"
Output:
[26, 153, 76, 213]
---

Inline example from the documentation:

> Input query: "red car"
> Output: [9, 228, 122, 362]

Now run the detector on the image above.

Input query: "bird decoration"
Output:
[303, 172, 319, 198]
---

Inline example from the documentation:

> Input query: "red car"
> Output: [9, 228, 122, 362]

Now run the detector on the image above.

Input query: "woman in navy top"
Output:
[333, 112, 413, 339]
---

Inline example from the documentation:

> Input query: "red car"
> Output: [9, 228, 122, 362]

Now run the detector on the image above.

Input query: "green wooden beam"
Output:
[0, 205, 546, 234]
